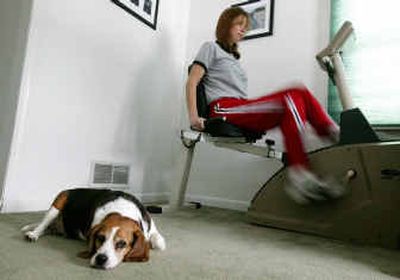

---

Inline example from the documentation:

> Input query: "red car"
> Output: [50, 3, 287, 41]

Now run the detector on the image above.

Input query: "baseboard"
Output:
[135, 192, 249, 212]
[135, 192, 169, 204]
[186, 194, 249, 212]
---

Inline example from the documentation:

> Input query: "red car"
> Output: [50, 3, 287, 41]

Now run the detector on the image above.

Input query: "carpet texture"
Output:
[0, 207, 400, 280]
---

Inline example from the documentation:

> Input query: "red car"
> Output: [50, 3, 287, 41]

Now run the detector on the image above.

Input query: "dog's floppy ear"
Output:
[78, 224, 102, 259]
[123, 228, 150, 262]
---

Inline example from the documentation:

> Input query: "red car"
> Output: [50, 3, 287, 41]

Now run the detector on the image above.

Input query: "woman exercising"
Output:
[186, 7, 343, 204]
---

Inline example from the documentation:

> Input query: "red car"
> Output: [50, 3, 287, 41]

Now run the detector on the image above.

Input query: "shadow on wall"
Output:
[114, 32, 180, 195]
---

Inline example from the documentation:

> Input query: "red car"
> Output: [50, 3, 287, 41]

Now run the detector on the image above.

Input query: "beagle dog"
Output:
[21, 188, 166, 269]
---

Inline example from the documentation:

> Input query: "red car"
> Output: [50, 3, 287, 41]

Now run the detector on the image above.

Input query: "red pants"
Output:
[209, 87, 336, 167]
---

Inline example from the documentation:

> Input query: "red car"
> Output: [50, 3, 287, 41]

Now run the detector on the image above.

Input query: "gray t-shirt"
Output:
[194, 41, 248, 104]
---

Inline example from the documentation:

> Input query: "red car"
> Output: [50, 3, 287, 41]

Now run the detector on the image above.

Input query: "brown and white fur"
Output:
[21, 188, 166, 269]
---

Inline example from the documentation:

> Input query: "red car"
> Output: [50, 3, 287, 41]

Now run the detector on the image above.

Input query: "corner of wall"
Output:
[0, 0, 34, 212]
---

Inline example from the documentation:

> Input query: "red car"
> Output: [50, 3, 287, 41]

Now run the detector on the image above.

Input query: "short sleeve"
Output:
[193, 42, 215, 72]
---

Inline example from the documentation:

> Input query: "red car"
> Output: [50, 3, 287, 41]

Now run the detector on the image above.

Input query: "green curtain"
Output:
[329, 0, 400, 126]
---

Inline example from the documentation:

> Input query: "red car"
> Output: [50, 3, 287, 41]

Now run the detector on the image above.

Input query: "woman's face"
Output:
[229, 15, 248, 43]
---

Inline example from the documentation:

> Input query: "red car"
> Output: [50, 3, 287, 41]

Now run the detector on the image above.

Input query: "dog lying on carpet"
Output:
[21, 188, 166, 269]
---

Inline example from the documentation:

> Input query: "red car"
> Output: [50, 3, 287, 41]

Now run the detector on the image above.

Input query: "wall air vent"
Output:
[91, 162, 130, 187]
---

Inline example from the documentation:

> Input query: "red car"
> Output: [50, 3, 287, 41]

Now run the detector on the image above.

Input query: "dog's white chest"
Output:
[91, 197, 143, 228]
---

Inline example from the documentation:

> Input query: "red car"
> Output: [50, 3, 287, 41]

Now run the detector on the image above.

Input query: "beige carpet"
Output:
[0, 207, 400, 280]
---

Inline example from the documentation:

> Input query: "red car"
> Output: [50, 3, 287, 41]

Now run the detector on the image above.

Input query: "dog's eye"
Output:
[116, 240, 127, 249]
[96, 234, 105, 243]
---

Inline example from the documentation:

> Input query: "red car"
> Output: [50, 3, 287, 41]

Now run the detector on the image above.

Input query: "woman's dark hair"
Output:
[216, 7, 250, 59]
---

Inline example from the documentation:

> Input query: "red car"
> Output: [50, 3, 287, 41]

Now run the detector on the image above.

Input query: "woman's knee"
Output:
[286, 87, 315, 107]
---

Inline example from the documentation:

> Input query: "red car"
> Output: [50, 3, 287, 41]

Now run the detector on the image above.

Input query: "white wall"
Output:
[1, 0, 331, 213]
[184, 0, 331, 211]
[3, 0, 190, 212]
[0, 0, 33, 208]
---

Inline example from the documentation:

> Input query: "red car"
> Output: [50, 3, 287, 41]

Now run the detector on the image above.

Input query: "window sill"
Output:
[374, 127, 400, 140]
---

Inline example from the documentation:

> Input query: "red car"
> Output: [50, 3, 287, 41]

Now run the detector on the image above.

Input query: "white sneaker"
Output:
[285, 167, 326, 204]
[322, 176, 346, 199]
[323, 125, 340, 144]
[285, 166, 344, 204]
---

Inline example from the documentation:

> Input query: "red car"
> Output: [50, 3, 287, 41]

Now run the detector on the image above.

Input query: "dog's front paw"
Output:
[21, 223, 36, 233]
[25, 231, 39, 242]
[150, 233, 166, 251]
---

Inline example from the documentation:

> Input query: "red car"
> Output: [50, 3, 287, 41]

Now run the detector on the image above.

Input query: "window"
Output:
[329, 0, 400, 126]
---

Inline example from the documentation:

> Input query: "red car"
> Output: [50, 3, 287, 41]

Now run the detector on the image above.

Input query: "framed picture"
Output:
[233, 0, 275, 40]
[111, 0, 160, 30]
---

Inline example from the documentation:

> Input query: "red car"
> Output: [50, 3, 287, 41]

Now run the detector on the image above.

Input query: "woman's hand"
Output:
[190, 116, 206, 131]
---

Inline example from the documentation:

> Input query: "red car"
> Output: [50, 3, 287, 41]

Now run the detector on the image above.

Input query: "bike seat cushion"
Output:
[204, 118, 264, 142]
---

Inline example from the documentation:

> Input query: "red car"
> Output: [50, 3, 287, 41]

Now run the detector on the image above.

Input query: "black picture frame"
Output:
[233, 0, 275, 40]
[111, 0, 160, 30]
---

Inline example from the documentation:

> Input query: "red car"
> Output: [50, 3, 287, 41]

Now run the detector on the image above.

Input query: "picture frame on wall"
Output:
[111, 0, 160, 30]
[233, 0, 275, 40]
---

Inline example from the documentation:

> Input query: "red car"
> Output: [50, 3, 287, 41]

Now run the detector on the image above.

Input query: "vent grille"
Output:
[93, 164, 113, 184]
[112, 165, 130, 184]
[92, 162, 130, 185]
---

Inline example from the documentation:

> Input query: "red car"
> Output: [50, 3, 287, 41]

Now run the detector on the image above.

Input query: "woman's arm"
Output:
[186, 64, 206, 131]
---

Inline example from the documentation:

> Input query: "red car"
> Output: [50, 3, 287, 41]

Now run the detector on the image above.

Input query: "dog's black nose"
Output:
[95, 254, 108, 266]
